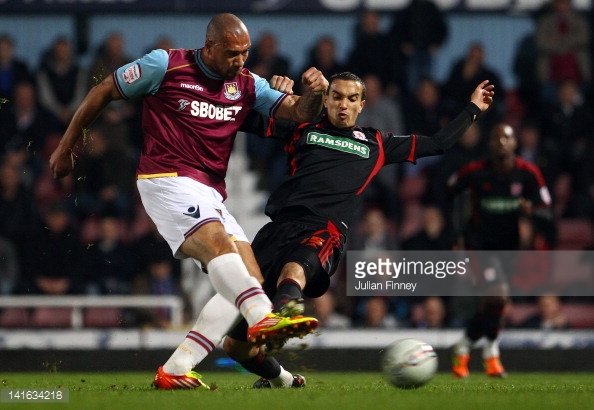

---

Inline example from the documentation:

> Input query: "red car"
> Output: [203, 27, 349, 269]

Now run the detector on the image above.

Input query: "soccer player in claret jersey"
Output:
[448, 123, 554, 378]
[190, 73, 492, 388]
[49, 13, 328, 390]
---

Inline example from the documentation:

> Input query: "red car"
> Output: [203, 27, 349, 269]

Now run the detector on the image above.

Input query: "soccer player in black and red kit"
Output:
[448, 123, 554, 378]
[217, 73, 494, 387]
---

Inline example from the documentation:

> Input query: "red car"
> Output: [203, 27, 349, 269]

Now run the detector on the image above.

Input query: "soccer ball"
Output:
[381, 338, 438, 389]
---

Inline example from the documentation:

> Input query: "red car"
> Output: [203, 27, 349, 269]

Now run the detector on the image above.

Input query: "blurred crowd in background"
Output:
[1, 0, 594, 330]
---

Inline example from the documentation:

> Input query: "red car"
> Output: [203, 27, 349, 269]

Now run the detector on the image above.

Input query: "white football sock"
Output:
[482, 338, 500, 360]
[207, 253, 272, 326]
[453, 335, 473, 356]
[163, 293, 240, 375]
[269, 367, 294, 388]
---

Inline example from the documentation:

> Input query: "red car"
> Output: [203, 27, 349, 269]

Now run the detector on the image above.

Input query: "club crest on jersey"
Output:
[353, 130, 368, 141]
[224, 82, 242, 100]
[122, 64, 141, 84]
[511, 182, 523, 196]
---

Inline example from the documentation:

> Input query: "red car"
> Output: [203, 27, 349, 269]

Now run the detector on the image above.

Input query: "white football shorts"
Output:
[137, 176, 248, 259]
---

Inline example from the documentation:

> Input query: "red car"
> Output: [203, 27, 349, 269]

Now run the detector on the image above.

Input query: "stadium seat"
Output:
[0, 307, 30, 328]
[563, 304, 594, 329]
[505, 303, 538, 327]
[30, 307, 73, 328]
[84, 307, 124, 328]
[556, 218, 594, 250]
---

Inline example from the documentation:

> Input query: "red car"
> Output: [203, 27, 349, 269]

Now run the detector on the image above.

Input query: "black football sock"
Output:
[483, 304, 506, 341]
[465, 313, 485, 342]
[272, 279, 303, 312]
[239, 352, 282, 379]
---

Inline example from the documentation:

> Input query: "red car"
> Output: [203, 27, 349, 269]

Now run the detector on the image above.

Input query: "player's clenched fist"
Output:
[270, 75, 295, 95]
[301, 67, 328, 95]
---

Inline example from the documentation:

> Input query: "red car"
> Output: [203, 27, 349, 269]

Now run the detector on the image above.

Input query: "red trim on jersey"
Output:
[457, 158, 488, 178]
[514, 157, 547, 187]
[406, 134, 417, 162]
[265, 117, 275, 138]
[286, 122, 310, 176]
[356, 130, 385, 195]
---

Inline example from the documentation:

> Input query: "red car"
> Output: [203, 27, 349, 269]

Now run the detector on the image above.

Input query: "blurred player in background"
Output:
[48, 13, 328, 389]
[448, 123, 554, 378]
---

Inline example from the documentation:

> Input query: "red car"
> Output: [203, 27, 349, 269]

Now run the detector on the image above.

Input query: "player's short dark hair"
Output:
[327, 72, 366, 100]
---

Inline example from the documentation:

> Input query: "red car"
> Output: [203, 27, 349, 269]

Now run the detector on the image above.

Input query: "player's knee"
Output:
[181, 226, 237, 263]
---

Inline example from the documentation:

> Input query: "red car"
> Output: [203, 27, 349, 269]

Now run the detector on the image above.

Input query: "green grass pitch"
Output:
[1, 372, 593, 410]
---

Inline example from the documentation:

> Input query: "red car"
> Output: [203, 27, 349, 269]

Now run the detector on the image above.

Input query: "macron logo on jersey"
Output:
[180, 83, 204, 92]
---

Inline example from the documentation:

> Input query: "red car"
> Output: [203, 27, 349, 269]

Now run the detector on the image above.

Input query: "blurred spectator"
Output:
[84, 213, 135, 295]
[309, 291, 351, 329]
[36, 36, 87, 127]
[34, 133, 75, 213]
[144, 35, 174, 55]
[244, 32, 291, 193]
[388, 0, 448, 94]
[346, 11, 404, 97]
[563, 132, 594, 221]
[517, 294, 569, 329]
[87, 32, 132, 88]
[349, 207, 400, 257]
[402, 205, 456, 251]
[442, 42, 505, 134]
[0, 81, 62, 174]
[403, 78, 448, 176]
[19, 201, 84, 295]
[536, 0, 591, 104]
[0, 156, 40, 281]
[359, 297, 398, 328]
[512, 30, 541, 121]
[87, 32, 138, 152]
[72, 126, 136, 219]
[131, 219, 179, 278]
[295, 36, 345, 94]
[540, 79, 592, 181]
[516, 121, 559, 190]
[131, 243, 188, 327]
[357, 73, 405, 224]
[358, 73, 405, 132]
[0, 33, 33, 104]
[0, 236, 19, 295]
[245, 32, 290, 80]
[410, 296, 447, 329]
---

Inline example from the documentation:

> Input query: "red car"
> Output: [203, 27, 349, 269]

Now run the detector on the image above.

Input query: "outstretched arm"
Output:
[50, 75, 122, 179]
[415, 80, 494, 157]
[273, 67, 328, 123]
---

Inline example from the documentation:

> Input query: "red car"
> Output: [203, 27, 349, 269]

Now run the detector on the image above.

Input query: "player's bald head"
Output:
[206, 13, 249, 43]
